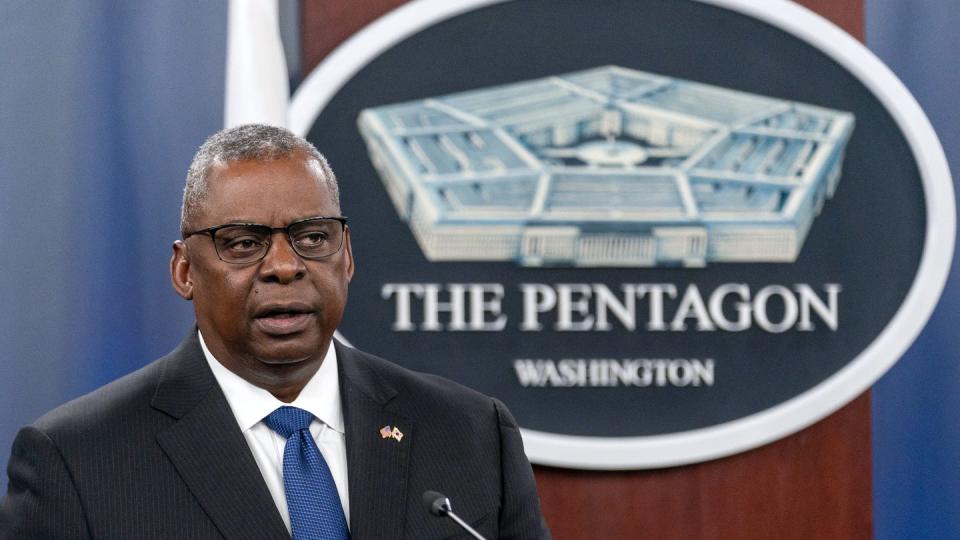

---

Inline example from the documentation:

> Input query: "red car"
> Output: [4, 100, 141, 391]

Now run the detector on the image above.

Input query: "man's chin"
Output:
[256, 355, 309, 366]
[249, 319, 327, 353]
[252, 339, 326, 367]
[256, 347, 323, 366]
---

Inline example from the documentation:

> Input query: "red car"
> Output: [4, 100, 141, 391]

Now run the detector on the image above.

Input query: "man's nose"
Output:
[258, 233, 307, 284]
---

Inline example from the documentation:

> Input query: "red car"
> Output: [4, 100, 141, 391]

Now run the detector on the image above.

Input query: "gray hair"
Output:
[181, 124, 339, 234]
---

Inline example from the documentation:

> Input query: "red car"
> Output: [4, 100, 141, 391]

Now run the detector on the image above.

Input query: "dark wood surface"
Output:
[797, 0, 864, 40]
[301, 0, 408, 76]
[301, 0, 864, 76]
[535, 394, 872, 539]
[301, 1, 870, 538]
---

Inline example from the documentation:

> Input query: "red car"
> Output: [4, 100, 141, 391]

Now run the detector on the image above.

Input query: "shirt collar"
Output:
[199, 330, 344, 434]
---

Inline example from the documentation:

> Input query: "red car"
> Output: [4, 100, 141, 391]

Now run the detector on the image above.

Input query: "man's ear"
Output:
[171, 240, 194, 300]
[343, 226, 355, 283]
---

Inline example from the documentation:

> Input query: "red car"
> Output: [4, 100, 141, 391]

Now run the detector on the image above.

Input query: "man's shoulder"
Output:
[31, 354, 171, 440]
[341, 344, 501, 420]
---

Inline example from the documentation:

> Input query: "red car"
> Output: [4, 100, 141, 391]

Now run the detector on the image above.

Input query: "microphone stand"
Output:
[423, 490, 487, 540]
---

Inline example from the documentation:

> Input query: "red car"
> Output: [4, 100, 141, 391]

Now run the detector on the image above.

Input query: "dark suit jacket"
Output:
[0, 332, 550, 539]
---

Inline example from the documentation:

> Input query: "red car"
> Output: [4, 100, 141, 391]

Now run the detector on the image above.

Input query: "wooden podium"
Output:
[301, 2, 871, 537]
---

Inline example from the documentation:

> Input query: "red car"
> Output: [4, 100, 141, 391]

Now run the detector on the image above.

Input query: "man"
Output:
[0, 124, 550, 539]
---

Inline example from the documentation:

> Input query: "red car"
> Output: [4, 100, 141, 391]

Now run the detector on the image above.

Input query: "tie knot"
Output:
[264, 406, 314, 438]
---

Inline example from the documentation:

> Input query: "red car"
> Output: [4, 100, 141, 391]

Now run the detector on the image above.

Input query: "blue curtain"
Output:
[867, 0, 960, 537]
[0, 1, 226, 483]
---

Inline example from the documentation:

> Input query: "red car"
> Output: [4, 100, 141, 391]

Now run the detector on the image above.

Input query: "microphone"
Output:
[422, 490, 487, 540]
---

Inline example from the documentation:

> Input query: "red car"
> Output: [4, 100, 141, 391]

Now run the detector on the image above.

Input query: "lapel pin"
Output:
[379, 425, 404, 442]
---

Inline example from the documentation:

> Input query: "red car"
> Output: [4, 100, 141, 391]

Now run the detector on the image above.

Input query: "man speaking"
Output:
[0, 125, 550, 539]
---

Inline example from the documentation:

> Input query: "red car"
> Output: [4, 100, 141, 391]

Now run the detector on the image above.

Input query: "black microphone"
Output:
[422, 490, 487, 540]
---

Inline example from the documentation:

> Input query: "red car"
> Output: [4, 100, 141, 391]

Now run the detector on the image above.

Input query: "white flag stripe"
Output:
[225, 0, 289, 128]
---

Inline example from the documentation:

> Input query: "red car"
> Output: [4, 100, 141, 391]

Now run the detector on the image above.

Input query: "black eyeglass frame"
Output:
[182, 215, 349, 264]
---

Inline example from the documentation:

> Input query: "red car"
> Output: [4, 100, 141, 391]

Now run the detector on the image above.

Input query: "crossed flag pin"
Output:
[379, 425, 404, 442]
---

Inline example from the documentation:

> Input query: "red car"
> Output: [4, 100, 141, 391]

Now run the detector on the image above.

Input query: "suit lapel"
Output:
[337, 342, 413, 539]
[152, 332, 289, 540]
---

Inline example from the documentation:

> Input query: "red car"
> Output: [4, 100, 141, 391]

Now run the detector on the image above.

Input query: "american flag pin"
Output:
[379, 425, 403, 442]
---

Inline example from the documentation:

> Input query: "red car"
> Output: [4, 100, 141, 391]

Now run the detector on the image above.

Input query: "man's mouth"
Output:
[254, 304, 315, 335]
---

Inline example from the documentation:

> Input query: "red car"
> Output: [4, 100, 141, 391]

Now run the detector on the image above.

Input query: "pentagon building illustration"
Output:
[357, 66, 854, 267]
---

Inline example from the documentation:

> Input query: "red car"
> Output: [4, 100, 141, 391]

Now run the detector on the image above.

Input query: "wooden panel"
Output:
[797, 0, 864, 40]
[301, 0, 865, 75]
[301, 1, 870, 538]
[535, 394, 872, 539]
[301, 0, 408, 76]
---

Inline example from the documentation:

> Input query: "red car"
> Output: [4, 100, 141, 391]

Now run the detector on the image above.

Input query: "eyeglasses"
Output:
[183, 216, 348, 264]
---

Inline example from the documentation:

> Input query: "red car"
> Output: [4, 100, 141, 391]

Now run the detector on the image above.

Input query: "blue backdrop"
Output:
[0, 0, 222, 480]
[867, 2, 960, 537]
[0, 1, 956, 536]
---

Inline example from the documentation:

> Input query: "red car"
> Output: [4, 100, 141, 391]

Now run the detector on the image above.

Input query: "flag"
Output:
[224, 0, 289, 128]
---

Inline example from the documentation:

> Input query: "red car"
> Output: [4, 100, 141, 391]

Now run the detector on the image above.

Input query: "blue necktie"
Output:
[264, 406, 350, 540]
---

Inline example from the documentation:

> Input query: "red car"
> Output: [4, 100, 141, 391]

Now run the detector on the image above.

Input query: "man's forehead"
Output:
[199, 155, 336, 219]
[208, 156, 328, 191]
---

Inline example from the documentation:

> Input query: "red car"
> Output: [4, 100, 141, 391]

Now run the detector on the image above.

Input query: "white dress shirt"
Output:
[199, 331, 350, 534]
